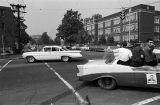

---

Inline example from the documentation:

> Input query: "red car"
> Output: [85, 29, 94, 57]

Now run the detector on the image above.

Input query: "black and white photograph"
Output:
[1, 0, 160, 105]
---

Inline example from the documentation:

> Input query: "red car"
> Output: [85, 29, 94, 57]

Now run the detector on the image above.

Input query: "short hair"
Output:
[146, 39, 153, 43]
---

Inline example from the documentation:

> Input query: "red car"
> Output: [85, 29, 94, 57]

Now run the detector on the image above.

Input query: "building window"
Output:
[98, 22, 103, 29]
[135, 23, 138, 31]
[122, 34, 129, 41]
[1, 23, 5, 31]
[114, 35, 120, 41]
[105, 28, 111, 35]
[135, 34, 138, 40]
[113, 17, 120, 25]
[122, 12, 137, 23]
[123, 25, 129, 32]
[130, 12, 137, 22]
[122, 23, 138, 32]
[91, 24, 95, 30]
[130, 23, 137, 31]
[113, 26, 120, 33]
[154, 26, 159, 32]
[0, 9, 4, 17]
[88, 30, 92, 35]
[104, 20, 111, 27]
[91, 30, 95, 35]
[98, 29, 103, 36]
[87, 25, 91, 31]
[154, 16, 160, 24]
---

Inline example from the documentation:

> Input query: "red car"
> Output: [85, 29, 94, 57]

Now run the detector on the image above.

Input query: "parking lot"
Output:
[1, 51, 160, 105]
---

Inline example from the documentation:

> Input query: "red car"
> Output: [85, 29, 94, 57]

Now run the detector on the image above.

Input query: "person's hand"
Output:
[140, 54, 144, 58]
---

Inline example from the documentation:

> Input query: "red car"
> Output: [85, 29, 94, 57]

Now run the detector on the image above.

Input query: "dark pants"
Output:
[117, 60, 130, 66]
[145, 60, 158, 66]
[130, 60, 144, 67]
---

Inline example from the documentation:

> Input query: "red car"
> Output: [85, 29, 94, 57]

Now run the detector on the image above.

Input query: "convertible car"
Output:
[77, 59, 160, 90]
[22, 46, 83, 63]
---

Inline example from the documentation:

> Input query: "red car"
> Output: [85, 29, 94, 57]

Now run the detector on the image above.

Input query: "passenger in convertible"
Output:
[130, 39, 158, 67]
[112, 43, 132, 65]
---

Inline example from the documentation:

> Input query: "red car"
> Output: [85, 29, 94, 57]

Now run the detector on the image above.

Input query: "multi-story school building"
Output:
[84, 4, 160, 43]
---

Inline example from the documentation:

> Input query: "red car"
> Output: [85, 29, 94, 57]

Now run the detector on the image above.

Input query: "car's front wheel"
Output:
[61, 56, 70, 62]
[98, 77, 117, 90]
[26, 56, 36, 63]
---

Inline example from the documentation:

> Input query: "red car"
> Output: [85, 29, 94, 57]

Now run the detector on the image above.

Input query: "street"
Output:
[0, 51, 160, 105]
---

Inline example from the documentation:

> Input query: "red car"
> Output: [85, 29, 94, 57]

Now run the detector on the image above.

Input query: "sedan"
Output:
[22, 45, 83, 63]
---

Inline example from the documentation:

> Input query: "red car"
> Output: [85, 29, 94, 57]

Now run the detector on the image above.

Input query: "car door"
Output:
[39, 47, 52, 60]
[116, 72, 135, 87]
[134, 68, 160, 88]
[50, 47, 61, 60]
[111, 65, 135, 87]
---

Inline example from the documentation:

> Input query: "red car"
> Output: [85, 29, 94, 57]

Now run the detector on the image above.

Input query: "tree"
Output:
[107, 35, 114, 45]
[92, 14, 102, 20]
[29, 36, 36, 45]
[37, 32, 54, 45]
[56, 9, 84, 45]
[20, 30, 30, 45]
[98, 35, 106, 45]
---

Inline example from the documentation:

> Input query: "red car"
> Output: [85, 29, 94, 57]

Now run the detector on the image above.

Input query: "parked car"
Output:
[22, 45, 83, 63]
[77, 59, 160, 90]
[80, 45, 90, 51]
[71, 45, 81, 50]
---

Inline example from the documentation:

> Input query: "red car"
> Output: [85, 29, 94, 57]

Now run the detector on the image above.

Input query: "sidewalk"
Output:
[0, 54, 23, 60]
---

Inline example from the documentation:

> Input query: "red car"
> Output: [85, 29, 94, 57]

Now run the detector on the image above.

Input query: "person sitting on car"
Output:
[130, 39, 158, 67]
[130, 42, 145, 67]
[112, 43, 132, 66]
[142, 39, 158, 66]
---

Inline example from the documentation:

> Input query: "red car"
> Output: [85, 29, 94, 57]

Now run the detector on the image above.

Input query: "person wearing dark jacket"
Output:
[142, 40, 158, 66]
[130, 43, 145, 67]
[130, 40, 158, 67]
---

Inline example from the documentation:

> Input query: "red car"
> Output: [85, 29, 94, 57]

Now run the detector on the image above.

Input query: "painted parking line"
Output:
[132, 95, 160, 105]
[44, 63, 88, 105]
[0, 60, 12, 71]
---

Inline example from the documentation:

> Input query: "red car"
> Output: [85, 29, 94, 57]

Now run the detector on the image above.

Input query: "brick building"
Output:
[0, 6, 28, 53]
[84, 4, 160, 44]
[0, 6, 17, 51]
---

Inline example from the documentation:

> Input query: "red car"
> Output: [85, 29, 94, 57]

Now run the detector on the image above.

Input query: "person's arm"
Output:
[112, 48, 119, 53]
[139, 47, 145, 59]
[129, 50, 133, 59]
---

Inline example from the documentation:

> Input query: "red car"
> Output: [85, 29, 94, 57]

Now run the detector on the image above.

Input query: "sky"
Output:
[1, 0, 160, 40]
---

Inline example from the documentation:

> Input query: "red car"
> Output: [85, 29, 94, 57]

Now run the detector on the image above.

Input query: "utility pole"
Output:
[128, 8, 131, 42]
[1, 23, 5, 55]
[10, 3, 26, 53]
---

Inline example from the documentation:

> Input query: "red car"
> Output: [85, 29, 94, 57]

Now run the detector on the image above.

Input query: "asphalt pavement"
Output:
[0, 54, 23, 60]
[1, 51, 160, 105]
